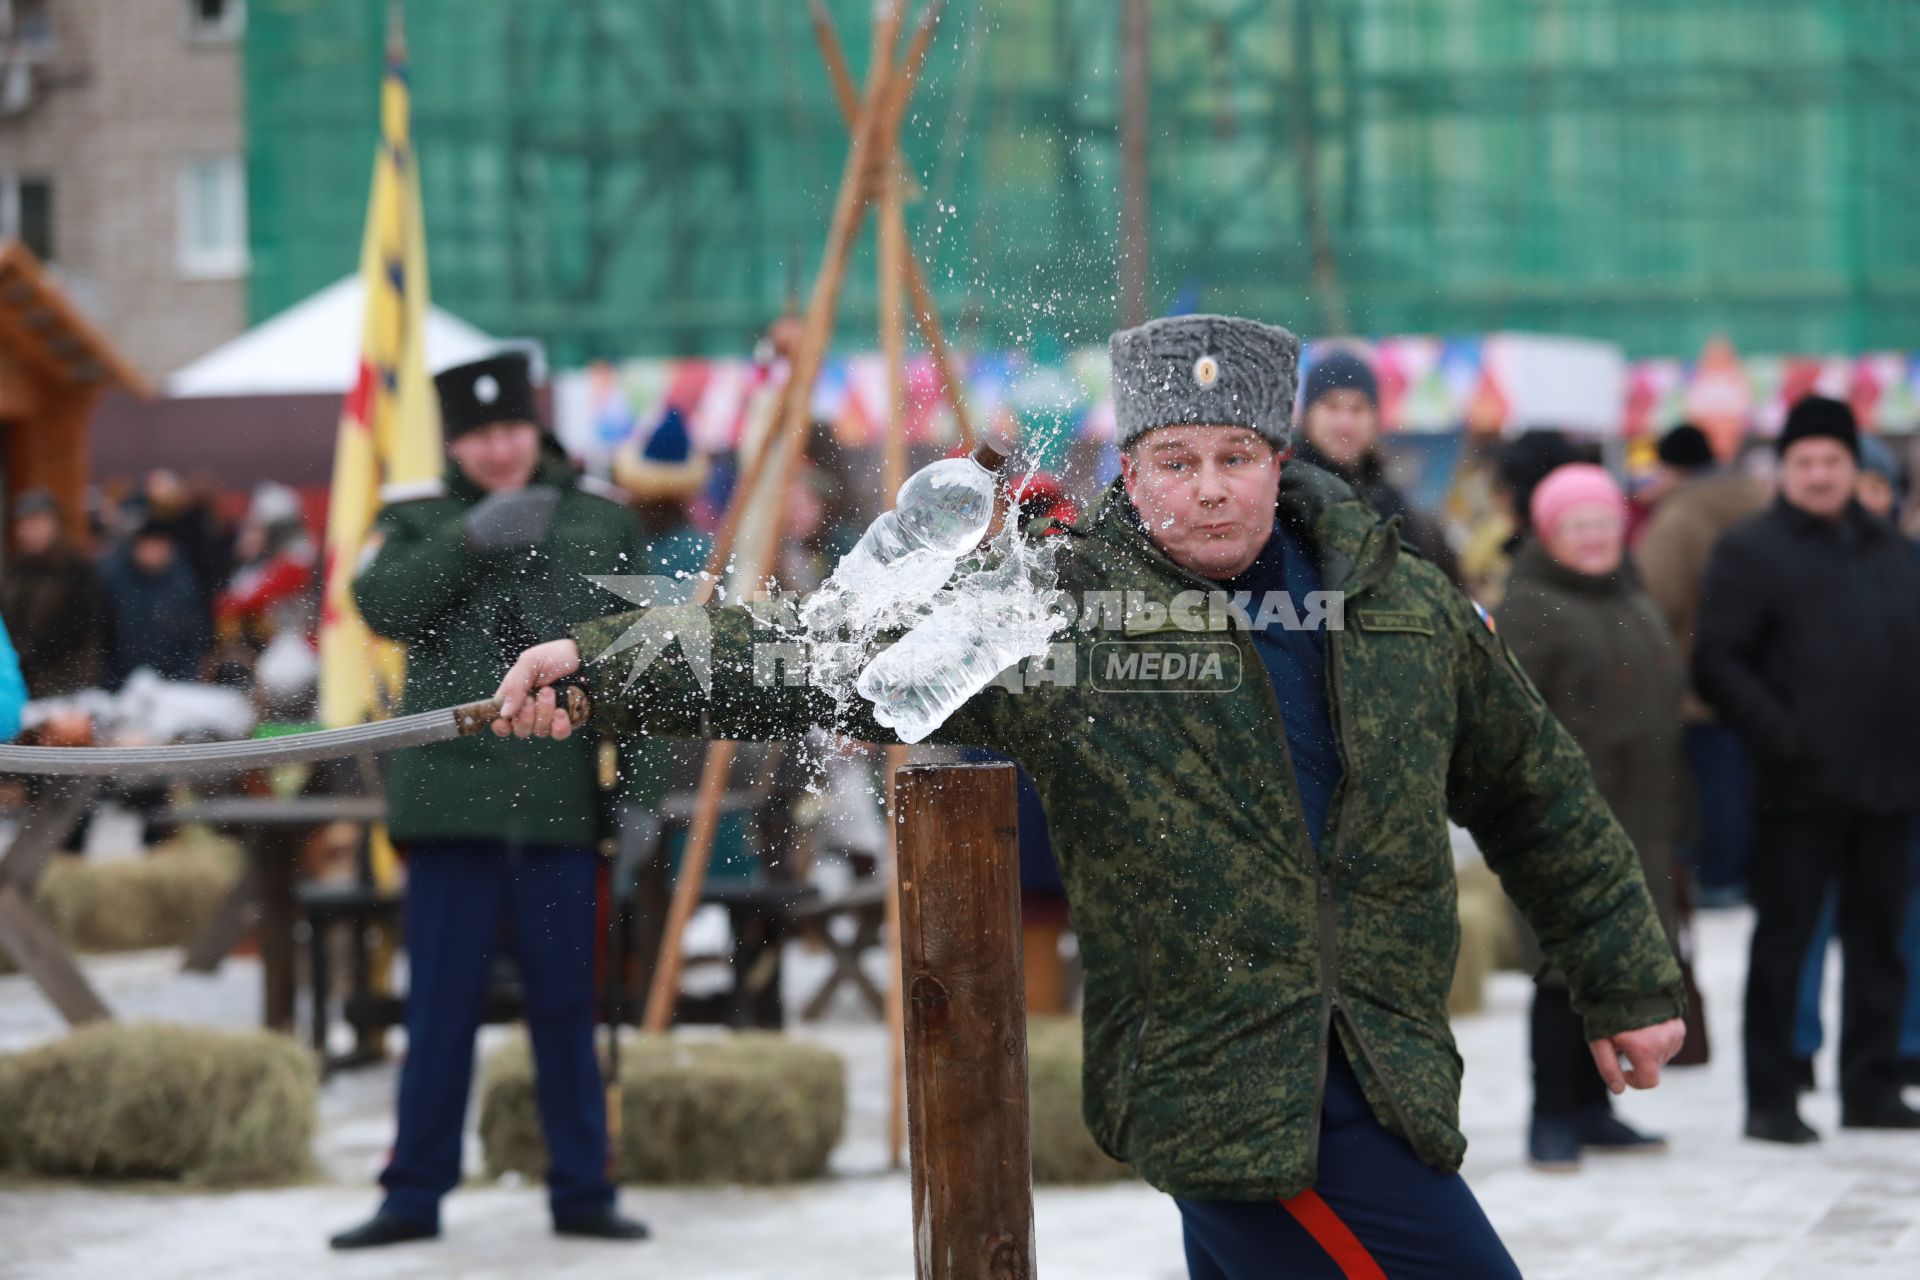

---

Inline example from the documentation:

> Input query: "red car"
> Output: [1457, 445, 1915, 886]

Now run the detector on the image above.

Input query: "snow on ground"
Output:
[2, 908, 1918, 1278]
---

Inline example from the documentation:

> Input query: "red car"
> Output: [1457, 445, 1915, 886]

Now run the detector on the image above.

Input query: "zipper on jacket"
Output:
[1310, 527, 1434, 1167]
[1132, 911, 1155, 1073]
[1329, 988, 1431, 1165]
[1319, 510, 1397, 871]
[1225, 527, 1386, 1180]
[1225, 621, 1351, 1185]
[1305, 876, 1338, 1168]
[1314, 858, 1432, 1163]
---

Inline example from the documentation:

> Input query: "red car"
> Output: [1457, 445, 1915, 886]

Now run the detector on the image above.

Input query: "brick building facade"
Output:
[0, 0, 246, 381]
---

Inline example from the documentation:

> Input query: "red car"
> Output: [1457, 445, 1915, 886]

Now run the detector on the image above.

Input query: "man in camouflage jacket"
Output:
[495, 316, 1685, 1277]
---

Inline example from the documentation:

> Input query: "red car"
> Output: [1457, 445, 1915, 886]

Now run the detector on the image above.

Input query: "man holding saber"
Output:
[495, 316, 1684, 1277]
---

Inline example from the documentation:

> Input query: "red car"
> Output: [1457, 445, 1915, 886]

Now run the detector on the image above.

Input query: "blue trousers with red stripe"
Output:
[379, 841, 614, 1228]
[1176, 1049, 1520, 1279]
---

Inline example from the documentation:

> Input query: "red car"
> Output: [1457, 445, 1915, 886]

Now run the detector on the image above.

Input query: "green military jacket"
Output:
[573, 462, 1684, 1200]
[355, 443, 647, 847]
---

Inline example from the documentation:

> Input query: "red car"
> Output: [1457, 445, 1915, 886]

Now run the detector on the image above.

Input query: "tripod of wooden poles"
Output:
[636, 0, 974, 1169]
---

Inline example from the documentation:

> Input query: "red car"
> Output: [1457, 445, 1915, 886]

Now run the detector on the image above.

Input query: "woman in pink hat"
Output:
[1498, 462, 1687, 1172]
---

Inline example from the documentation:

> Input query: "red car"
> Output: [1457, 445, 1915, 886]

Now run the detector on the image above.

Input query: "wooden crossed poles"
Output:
[637, 0, 975, 1167]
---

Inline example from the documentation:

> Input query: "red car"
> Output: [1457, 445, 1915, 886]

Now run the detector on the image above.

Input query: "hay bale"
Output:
[1451, 890, 1502, 1016]
[1455, 859, 1523, 971]
[480, 1031, 845, 1186]
[34, 843, 240, 955]
[0, 1023, 316, 1185]
[1028, 1017, 1132, 1184]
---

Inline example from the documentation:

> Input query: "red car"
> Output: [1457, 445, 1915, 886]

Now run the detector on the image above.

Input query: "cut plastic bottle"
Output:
[801, 441, 1007, 638]
[855, 597, 1044, 743]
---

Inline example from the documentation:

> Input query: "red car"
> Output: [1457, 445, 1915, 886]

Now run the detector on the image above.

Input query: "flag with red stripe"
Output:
[317, 4, 442, 728]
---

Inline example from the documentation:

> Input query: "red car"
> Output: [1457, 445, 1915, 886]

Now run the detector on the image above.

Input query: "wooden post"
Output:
[640, 738, 740, 1031]
[256, 829, 301, 1033]
[894, 762, 1035, 1280]
[1287, 0, 1349, 336]
[812, 0, 978, 451]
[877, 91, 916, 1170]
[641, 1, 908, 1034]
[1119, 0, 1151, 329]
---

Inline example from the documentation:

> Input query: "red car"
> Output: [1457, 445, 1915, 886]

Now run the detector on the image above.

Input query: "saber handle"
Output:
[453, 680, 591, 736]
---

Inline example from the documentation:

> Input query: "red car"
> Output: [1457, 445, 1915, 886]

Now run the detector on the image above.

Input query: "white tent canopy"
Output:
[167, 277, 506, 398]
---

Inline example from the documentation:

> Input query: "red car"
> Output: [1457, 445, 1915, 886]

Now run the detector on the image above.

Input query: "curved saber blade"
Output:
[0, 700, 502, 781]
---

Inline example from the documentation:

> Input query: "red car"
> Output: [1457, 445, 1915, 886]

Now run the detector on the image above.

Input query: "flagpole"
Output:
[315, 0, 444, 1050]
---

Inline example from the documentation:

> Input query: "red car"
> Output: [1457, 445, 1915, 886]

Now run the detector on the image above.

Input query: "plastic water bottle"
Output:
[856, 594, 1051, 744]
[802, 442, 1007, 633]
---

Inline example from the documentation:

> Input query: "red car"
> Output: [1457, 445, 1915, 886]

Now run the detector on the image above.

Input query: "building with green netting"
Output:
[246, 0, 1919, 366]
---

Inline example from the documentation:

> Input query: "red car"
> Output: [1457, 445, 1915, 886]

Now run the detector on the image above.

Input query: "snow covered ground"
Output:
[2, 907, 1918, 1278]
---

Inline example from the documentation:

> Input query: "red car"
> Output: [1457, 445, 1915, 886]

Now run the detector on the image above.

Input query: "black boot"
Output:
[329, 1212, 439, 1250]
[554, 1206, 651, 1241]
[1527, 1113, 1581, 1172]
[1840, 1096, 1920, 1130]
[1745, 1107, 1819, 1145]
[1573, 1103, 1668, 1154]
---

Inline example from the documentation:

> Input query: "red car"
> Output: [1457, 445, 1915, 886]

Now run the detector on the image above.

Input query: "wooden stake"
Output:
[810, 0, 859, 122]
[894, 763, 1035, 1280]
[903, 258, 978, 451]
[885, 0, 948, 135]
[812, 0, 977, 450]
[693, 375, 794, 608]
[1119, 0, 1151, 328]
[877, 132, 915, 1169]
[641, 0, 908, 1034]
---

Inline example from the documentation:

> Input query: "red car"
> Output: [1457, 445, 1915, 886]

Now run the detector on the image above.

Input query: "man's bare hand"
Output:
[1588, 1018, 1686, 1094]
[493, 639, 583, 739]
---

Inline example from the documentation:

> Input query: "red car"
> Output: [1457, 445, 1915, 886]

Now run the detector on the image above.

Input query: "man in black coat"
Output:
[0, 490, 106, 696]
[1695, 396, 1920, 1143]
[99, 521, 211, 687]
[1290, 349, 1465, 587]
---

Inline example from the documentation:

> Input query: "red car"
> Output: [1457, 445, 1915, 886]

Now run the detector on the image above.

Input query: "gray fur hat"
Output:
[1109, 314, 1300, 450]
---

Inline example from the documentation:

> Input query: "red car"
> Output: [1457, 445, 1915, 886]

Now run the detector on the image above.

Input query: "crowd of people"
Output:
[1275, 352, 1920, 1162]
[0, 469, 318, 715]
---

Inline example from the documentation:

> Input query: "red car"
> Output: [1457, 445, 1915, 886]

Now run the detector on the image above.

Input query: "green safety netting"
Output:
[247, 0, 1920, 365]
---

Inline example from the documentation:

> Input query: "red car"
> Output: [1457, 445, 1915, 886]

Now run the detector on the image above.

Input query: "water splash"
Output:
[803, 491, 1067, 742]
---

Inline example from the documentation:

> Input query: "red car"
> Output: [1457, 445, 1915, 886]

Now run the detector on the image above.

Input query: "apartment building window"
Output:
[185, 0, 244, 42]
[1, 174, 53, 261]
[0, 1, 55, 54]
[177, 156, 247, 278]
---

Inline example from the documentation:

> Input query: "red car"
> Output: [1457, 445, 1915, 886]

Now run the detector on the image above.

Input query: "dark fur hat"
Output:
[1109, 314, 1300, 450]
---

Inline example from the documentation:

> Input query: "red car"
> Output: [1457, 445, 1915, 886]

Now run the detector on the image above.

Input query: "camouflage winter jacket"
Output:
[574, 462, 1684, 1201]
